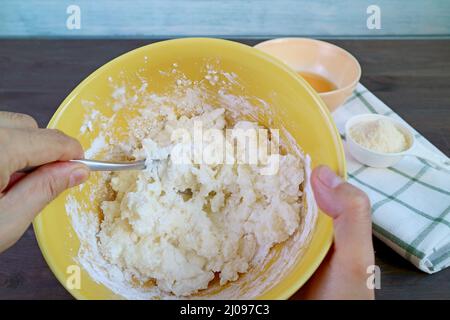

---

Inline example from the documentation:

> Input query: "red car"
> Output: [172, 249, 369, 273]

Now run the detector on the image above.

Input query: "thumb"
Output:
[3, 161, 89, 226]
[311, 166, 373, 264]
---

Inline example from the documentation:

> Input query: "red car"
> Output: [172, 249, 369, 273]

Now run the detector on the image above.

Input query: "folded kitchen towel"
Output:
[332, 83, 450, 273]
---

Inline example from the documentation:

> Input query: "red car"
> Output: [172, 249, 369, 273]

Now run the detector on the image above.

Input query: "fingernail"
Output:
[69, 167, 89, 187]
[317, 166, 343, 189]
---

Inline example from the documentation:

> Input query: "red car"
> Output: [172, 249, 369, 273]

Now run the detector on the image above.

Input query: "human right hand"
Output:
[298, 165, 375, 300]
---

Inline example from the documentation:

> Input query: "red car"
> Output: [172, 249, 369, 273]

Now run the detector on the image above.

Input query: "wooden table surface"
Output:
[0, 39, 449, 300]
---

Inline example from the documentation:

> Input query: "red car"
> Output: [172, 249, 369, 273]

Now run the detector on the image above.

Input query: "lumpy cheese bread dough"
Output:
[98, 108, 304, 296]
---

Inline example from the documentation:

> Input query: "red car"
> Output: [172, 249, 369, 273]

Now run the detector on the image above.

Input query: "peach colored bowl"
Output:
[254, 38, 361, 112]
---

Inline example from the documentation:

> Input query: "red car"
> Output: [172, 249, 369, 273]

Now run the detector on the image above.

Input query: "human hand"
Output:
[0, 111, 90, 253]
[297, 165, 375, 300]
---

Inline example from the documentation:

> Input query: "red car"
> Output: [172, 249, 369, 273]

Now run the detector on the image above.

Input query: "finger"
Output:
[0, 111, 38, 129]
[1, 161, 89, 233]
[311, 166, 373, 262]
[3, 172, 27, 193]
[0, 128, 84, 191]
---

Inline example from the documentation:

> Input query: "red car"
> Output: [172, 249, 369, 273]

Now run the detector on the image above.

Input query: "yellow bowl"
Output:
[33, 38, 346, 300]
[255, 38, 361, 113]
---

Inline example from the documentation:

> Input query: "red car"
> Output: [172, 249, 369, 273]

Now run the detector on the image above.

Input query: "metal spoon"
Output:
[19, 159, 147, 173]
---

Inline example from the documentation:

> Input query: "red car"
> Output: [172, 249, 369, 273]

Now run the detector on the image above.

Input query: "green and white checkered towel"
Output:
[332, 83, 450, 274]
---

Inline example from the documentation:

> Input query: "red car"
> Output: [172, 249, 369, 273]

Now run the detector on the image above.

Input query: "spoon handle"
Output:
[406, 143, 450, 172]
[18, 159, 147, 173]
[70, 159, 147, 171]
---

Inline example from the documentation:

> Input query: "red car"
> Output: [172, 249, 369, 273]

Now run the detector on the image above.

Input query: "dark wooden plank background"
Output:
[0, 40, 449, 300]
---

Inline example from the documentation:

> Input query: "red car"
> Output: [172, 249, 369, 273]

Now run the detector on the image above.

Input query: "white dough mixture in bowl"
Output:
[66, 62, 318, 300]
[99, 108, 304, 297]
